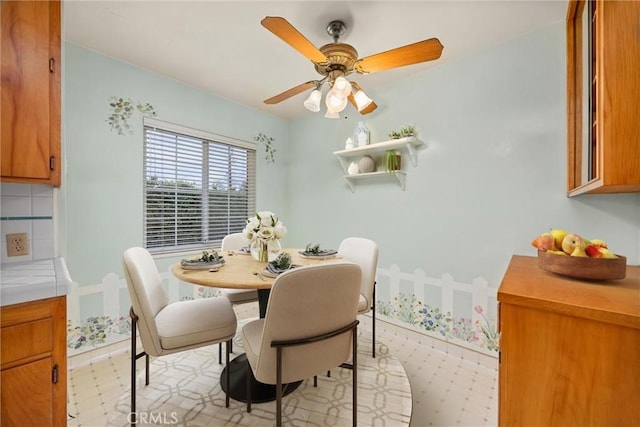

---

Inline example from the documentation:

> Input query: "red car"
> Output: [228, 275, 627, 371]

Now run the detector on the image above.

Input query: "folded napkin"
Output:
[299, 249, 337, 257]
[181, 252, 225, 270]
[265, 262, 298, 276]
[299, 243, 338, 257]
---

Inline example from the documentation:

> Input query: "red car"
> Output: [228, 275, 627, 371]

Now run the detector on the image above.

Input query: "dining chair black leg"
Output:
[130, 311, 137, 427]
[145, 353, 149, 385]
[225, 339, 231, 408]
[276, 347, 283, 427]
[218, 343, 222, 364]
[352, 323, 358, 427]
[372, 281, 376, 358]
[129, 308, 150, 427]
[246, 362, 252, 413]
[313, 375, 317, 387]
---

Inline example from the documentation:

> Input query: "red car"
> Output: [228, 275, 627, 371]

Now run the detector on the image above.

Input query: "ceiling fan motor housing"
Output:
[314, 43, 359, 79]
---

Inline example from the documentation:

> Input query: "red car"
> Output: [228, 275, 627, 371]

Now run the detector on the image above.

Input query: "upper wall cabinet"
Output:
[566, 0, 640, 196]
[1, 0, 61, 187]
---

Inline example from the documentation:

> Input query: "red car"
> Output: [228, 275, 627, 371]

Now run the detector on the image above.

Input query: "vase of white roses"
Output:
[243, 211, 286, 262]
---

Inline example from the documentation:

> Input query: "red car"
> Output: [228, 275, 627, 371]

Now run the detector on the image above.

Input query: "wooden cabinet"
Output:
[1, 0, 61, 186]
[333, 136, 423, 192]
[566, 0, 640, 196]
[1, 296, 67, 427]
[497, 256, 640, 426]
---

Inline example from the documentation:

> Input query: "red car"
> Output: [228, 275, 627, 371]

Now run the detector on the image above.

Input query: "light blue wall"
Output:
[285, 23, 640, 288]
[62, 23, 639, 354]
[62, 43, 288, 286]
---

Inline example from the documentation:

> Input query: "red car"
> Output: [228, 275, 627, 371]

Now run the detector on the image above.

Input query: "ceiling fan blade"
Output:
[264, 81, 316, 104]
[348, 82, 378, 115]
[261, 16, 328, 64]
[355, 38, 443, 74]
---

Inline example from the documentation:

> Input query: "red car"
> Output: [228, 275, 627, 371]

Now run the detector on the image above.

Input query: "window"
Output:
[143, 118, 255, 253]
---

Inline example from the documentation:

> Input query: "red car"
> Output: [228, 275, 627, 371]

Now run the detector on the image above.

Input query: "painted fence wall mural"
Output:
[66, 265, 499, 356]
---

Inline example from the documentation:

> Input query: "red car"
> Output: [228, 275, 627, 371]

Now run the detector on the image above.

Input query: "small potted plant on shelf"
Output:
[384, 150, 402, 172]
[400, 124, 416, 138]
[388, 124, 416, 140]
[388, 130, 402, 140]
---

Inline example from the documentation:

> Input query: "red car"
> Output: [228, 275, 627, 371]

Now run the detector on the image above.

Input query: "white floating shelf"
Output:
[343, 171, 407, 192]
[334, 136, 423, 192]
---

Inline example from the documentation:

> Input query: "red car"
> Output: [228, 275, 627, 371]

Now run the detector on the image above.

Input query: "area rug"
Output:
[108, 324, 412, 426]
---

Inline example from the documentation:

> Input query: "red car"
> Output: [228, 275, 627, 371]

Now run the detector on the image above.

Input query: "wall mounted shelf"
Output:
[343, 171, 407, 192]
[333, 136, 423, 192]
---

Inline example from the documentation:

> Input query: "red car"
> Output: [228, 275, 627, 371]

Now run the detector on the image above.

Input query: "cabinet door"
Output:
[1, 358, 54, 426]
[0, 0, 61, 186]
[566, 0, 640, 195]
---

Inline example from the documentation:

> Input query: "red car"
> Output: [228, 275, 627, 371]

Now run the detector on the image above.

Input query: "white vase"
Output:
[250, 239, 281, 262]
[355, 121, 369, 147]
[348, 161, 360, 175]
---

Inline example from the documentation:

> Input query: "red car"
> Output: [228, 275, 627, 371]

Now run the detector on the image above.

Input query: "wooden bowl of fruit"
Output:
[532, 230, 627, 281]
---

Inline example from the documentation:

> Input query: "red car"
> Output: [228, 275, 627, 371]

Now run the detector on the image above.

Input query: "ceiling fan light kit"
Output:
[325, 89, 348, 114]
[261, 16, 443, 118]
[353, 89, 373, 112]
[303, 88, 322, 112]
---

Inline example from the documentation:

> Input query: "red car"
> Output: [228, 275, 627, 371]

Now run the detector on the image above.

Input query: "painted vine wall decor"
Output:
[254, 132, 276, 164]
[107, 96, 157, 135]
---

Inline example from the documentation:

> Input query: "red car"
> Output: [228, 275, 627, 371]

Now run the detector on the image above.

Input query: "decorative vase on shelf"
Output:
[348, 161, 360, 175]
[355, 121, 370, 147]
[250, 239, 281, 262]
[358, 155, 376, 173]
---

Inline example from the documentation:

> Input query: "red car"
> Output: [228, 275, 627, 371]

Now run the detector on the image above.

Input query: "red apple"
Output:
[585, 245, 602, 257]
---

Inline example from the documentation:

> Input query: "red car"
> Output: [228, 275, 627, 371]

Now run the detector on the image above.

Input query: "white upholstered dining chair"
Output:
[215, 233, 258, 362]
[338, 237, 379, 357]
[242, 263, 362, 427]
[220, 233, 258, 305]
[122, 247, 237, 426]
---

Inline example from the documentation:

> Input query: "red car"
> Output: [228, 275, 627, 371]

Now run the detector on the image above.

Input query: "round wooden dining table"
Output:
[171, 247, 347, 404]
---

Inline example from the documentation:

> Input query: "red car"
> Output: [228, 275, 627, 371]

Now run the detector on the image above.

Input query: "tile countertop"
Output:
[0, 257, 71, 307]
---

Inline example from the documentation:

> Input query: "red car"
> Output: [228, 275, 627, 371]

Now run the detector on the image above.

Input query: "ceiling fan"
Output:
[261, 16, 444, 117]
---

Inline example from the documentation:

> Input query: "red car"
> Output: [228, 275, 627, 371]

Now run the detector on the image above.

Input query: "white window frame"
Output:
[143, 117, 256, 253]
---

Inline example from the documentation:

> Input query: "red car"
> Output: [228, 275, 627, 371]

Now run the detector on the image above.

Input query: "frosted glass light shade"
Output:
[332, 76, 352, 98]
[325, 89, 348, 113]
[324, 109, 340, 119]
[303, 89, 322, 112]
[354, 89, 373, 112]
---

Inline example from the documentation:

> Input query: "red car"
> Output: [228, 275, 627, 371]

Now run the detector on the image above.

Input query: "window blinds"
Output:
[143, 122, 255, 252]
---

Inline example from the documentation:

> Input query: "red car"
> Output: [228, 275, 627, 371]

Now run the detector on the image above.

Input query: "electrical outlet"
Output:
[6, 233, 29, 257]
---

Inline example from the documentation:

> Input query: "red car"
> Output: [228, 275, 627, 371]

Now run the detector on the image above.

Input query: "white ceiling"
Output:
[64, 0, 567, 120]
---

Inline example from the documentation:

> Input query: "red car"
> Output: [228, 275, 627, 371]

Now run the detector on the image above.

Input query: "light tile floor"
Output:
[67, 303, 498, 426]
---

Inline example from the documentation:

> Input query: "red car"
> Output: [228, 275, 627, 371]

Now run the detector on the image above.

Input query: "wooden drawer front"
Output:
[1, 318, 53, 365]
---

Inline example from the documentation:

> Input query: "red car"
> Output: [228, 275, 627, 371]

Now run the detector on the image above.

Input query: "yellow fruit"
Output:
[550, 229, 568, 251]
[570, 246, 588, 257]
[547, 250, 567, 256]
[562, 233, 585, 254]
[600, 248, 618, 259]
[590, 239, 608, 248]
